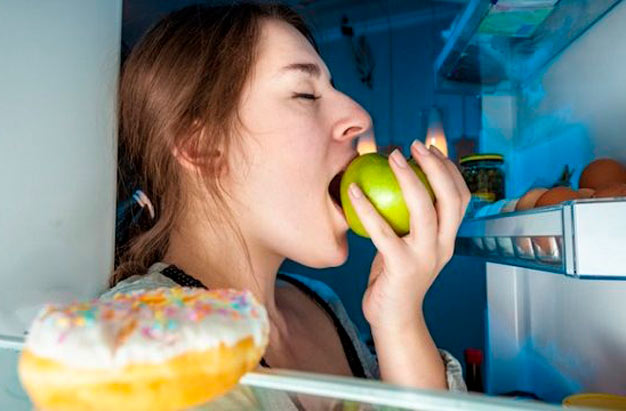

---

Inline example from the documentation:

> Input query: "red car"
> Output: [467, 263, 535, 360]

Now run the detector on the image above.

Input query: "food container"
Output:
[460, 154, 505, 202]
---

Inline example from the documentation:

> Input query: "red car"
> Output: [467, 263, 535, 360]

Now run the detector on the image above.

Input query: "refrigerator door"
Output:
[0, 346, 562, 411]
[0, 1, 121, 338]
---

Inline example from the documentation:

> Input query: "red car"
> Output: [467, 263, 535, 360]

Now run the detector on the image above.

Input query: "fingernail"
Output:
[390, 149, 407, 168]
[349, 183, 362, 199]
[430, 145, 444, 158]
[412, 139, 430, 156]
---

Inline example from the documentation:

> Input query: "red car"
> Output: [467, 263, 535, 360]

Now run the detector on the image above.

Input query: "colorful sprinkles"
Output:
[37, 287, 261, 344]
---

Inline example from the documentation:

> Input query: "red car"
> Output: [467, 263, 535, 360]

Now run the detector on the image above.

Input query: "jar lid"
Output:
[563, 393, 626, 408]
[460, 153, 504, 165]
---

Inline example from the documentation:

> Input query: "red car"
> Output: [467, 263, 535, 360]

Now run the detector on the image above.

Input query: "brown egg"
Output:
[593, 183, 626, 198]
[579, 158, 626, 190]
[578, 188, 595, 198]
[514, 188, 549, 259]
[516, 188, 548, 211]
[535, 187, 582, 208]
[532, 187, 580, 262]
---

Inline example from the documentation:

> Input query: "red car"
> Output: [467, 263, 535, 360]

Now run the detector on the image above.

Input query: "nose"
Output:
[332, 92, 373, 143]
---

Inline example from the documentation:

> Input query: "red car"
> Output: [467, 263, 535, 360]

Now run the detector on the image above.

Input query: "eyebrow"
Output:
[280, 62, 323, 79]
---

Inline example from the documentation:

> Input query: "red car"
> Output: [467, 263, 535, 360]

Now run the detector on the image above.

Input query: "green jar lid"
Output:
[460, 153, 504, 165]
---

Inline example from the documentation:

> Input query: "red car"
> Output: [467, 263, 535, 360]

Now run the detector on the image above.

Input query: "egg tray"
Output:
[455, 198, 626, 279]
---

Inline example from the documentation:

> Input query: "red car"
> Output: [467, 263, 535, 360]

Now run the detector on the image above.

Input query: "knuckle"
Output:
[432, 157, 448, 173]
[426, 260, 438, 274]
[445, 158, 459, 172]
[461, 188, 472, 209]
[461, 190, 471, 207]
[379, 223, 395, 238]
[417, 259, 435, 274]
[363, 204, 379, 219]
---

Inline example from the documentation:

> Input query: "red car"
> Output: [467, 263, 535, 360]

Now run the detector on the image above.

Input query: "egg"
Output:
[579, 158, 626, 190]
[501, 199, 519, 213]
[512, 188, 547, 259]
[535, 187, 582, 208]
[578, 188, 595, 198]
[531, 187, 579, 264]
[592, 183, 626, 199]
[516, 188, 548, 211]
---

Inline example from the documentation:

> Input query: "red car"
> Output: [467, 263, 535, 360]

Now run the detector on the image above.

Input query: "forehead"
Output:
[254, 19, 329, 79]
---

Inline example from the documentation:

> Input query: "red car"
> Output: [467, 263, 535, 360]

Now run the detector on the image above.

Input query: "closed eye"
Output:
[293, 93, 320, 101]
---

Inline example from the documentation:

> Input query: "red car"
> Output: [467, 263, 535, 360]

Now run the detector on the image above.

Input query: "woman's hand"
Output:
[348, 139, 470, 333]
[348, 139, 470, 388]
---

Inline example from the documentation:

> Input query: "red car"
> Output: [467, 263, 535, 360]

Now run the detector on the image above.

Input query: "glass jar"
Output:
[460, 154, 505, 202]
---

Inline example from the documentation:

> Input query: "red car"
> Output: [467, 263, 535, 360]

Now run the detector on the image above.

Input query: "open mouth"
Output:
[328, 152, 358, 213]
[328, 171, 344, 211]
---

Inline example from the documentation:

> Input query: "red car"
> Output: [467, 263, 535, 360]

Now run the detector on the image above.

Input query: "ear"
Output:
[171, 133, 227, 177]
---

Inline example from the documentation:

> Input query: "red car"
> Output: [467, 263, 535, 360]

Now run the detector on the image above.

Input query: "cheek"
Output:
[236, 97, 332, 216]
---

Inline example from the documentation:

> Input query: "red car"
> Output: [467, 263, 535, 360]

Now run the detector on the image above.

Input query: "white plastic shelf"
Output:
[456, 198, 626, 279]
[0, 345, 563, 411]
[435, 0, 623, 94]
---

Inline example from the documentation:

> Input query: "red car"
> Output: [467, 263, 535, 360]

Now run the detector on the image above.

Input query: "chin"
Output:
[316, 235, 349, 268]
[292, 234, 349, 268]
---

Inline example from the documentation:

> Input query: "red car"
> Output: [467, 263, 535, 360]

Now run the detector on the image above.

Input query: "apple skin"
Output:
[339, 153, 434, 238]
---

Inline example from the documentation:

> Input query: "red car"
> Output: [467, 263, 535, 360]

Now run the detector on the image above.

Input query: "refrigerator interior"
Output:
[447, 0, 626, 402]
[485, 264, 626, 402]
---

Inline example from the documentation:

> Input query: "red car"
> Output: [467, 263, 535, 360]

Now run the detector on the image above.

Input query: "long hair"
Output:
[112, 3, 316, 286]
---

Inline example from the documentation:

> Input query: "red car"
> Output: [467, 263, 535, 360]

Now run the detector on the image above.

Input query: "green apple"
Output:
[339, 153, 434, 238]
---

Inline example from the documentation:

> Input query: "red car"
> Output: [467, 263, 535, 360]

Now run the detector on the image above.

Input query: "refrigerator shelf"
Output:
[435, 0, 623, 94]
[455, 198, 626, 278]
[0, 345, 562, 410]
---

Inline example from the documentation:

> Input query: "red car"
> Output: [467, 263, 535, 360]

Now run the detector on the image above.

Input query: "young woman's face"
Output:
[227, 18, 372, 268]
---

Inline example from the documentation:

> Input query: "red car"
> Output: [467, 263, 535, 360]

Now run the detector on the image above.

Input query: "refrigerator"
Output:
[1, 0, 625, 409]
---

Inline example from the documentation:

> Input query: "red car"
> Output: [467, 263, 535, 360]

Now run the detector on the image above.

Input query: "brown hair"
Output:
[111, 3, 316, 286]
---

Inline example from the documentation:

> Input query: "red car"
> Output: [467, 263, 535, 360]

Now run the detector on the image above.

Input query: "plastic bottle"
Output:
[464, 348, 484, 393]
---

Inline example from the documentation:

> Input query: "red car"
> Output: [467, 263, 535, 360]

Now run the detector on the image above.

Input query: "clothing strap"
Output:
[160, 265, 206, 288]
[159, 264, 366, 379]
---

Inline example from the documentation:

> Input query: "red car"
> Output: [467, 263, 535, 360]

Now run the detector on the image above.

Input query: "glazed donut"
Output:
[18, 287, 269, 411]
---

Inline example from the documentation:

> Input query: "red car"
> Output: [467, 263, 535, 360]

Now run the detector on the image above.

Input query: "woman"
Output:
[107, 2, 470, 394]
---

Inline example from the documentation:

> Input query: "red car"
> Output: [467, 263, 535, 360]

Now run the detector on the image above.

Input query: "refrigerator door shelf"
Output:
[456, 198, 626, 278]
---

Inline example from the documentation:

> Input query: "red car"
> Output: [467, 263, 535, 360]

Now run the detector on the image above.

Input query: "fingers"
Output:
[347, 183, 404, 257]
[410, 141, 464, 252]
[388, 149, 437, 247]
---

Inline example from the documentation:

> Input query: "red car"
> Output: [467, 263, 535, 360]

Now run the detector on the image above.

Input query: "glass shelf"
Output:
[435, 0, 623, 94]
[0, 345, 563, 410]
[455, 198, 626, 279]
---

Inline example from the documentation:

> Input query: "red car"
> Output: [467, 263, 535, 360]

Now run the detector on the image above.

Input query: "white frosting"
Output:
[24, 287, 269, 369]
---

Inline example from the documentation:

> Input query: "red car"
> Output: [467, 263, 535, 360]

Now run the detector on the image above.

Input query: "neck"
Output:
[162, 206, 286, 324]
